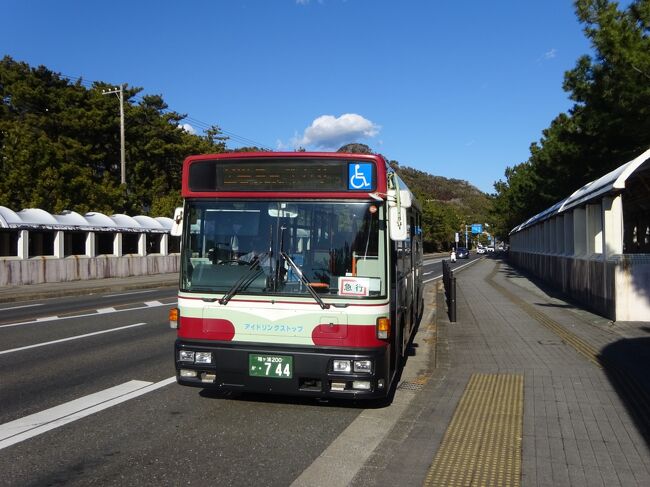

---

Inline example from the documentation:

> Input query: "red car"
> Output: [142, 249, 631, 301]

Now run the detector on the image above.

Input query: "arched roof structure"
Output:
[0, 207, 172, 233]
[510, 148, 650, 234]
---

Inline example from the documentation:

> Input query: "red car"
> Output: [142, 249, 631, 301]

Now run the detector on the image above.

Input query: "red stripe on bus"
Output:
[178, 316, 235, 341]
[312, 324, 387, 348]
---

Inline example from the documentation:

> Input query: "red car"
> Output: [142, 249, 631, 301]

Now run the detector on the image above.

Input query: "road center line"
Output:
[0, 322, 148, 356]
[103, 290, 155, 298]
[0, 301, 174, 329]
[0, 303, 44, 311]
[0, 376, 176, 450]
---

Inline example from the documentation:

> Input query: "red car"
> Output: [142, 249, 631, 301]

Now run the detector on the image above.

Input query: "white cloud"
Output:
[294, 113, 380, 150]
[276, 138, 290, 151]
[536, 48, 558, 65]
[179, 123, 196, 134]
[542, 48, 557, 61]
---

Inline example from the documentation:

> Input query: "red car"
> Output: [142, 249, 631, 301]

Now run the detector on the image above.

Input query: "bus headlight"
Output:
[333, 360, 352, 373]
[353, 360, 372, 373]
[195, 352, 212, 364]
[179, 350, 195, 362]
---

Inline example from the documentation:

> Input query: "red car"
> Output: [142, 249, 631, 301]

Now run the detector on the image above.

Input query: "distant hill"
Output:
[395, 165, 493, 235]
[396, 165, 493, 250]
[395, 165, 489, 208]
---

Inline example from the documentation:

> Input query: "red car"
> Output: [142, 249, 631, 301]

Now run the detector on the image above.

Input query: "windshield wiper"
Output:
[281, 252, 330, 310]
[219, 253, 267, 305]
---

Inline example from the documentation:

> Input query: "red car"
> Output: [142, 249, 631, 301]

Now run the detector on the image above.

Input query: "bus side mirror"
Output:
[171, 207, 183, 236]
[389, 207, 408, 241]
[387, 189, 412, 208]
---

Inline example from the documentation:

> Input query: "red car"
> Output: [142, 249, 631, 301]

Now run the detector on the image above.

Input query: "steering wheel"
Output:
[218, 259, 249, 266]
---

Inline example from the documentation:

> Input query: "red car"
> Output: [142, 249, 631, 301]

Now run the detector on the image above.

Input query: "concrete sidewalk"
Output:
[354, 256, 650, 486]
[0, 273, 179, 303]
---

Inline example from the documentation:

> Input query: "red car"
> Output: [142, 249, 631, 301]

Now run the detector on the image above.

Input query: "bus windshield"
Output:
[181, 200, 385, 299]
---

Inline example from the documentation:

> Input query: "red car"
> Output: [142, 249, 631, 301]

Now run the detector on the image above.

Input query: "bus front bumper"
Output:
[174, 339, 391, 399]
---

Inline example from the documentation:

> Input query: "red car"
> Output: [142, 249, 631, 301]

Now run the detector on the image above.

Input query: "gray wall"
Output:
[0, 254, 179, 286]
[508, 251, 649, 321]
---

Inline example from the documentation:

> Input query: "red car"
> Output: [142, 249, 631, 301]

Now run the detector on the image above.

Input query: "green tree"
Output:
[493, 0, 650, 236]
[0, 56, 226, 217]
[421, 202, 462, 252]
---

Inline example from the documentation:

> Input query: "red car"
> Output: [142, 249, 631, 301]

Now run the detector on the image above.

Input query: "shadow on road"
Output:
[196, 333, 428, 411]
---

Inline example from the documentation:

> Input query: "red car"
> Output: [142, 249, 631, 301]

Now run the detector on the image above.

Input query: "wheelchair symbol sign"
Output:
[348, 163, 373, 190]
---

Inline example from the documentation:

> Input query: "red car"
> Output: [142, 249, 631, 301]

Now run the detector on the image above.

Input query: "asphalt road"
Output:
[0, 256, 462, 486]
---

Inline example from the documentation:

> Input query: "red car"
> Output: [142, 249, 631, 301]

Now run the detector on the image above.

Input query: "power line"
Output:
[59, 73, 272, 150]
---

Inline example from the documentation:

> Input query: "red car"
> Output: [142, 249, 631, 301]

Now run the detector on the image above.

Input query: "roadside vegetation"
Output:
[490, 0, 650, 239]
[0, 58, 491, 252]
[1, 1, 647, 251]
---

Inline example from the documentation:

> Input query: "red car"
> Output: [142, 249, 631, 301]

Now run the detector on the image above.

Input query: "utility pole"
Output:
[102, 84, 126, 186]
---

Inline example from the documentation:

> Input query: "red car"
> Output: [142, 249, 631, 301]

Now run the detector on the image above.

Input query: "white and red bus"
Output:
[170, 152, 423, 399]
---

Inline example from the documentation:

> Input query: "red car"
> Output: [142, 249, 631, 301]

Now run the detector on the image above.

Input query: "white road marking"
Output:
[423, 257, 481, 283]
[0, 322, 148, 355]
[0, 377, 176, 450]
[97, 307, 117, 314]
[102, 290, 155, 298]
[35, 316, 59, 322]
[451, 259, 480, 272]
[0, 303, 44, 311]
[0, 301, 174, 329]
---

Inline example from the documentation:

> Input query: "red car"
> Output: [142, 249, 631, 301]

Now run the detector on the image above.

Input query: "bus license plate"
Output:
[249, 354, 293, 379]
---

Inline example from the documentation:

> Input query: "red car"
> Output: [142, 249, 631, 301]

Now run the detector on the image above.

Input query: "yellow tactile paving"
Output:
[423, 373, 523, 487]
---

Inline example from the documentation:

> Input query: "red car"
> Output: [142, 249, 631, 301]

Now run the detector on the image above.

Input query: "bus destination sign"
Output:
[188, 158, 376, 192]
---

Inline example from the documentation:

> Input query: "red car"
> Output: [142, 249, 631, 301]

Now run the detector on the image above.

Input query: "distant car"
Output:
[476, 246, 486, 254]
[456, 247, 469, 259]
[486, 246, 495, 252]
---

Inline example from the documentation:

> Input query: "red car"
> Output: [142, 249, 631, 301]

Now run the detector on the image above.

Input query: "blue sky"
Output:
[3, 0, 597, 193]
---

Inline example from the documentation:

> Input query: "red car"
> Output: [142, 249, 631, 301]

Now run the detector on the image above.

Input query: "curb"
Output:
[0, 274, 179, 304]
